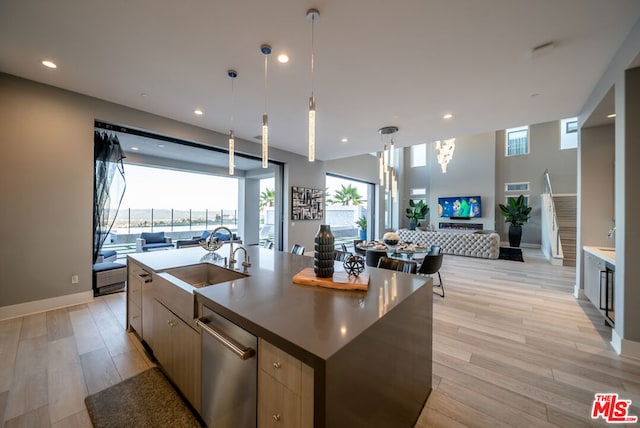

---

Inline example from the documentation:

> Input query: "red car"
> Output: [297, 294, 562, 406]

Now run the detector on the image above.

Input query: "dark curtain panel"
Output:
[93, 131, 126, 263]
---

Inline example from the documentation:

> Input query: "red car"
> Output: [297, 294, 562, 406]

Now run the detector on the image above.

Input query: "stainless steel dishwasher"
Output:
[197, 306, 257, 428]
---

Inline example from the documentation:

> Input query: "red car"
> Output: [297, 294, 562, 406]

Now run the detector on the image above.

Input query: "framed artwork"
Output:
[291, 186, 324, 220]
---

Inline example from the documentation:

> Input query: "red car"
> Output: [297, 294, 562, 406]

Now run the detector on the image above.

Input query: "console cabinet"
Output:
[258, 339, 313, 427]
[153, 299, 202, 412]
[583, 251, 605, 309]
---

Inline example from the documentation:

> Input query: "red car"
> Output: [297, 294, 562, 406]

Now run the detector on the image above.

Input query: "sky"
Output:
[118, 164, 239, 210]
[115, 164, 367, 211]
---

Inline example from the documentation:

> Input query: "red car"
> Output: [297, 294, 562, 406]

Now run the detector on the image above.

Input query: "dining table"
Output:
[357, 240, 429, 266]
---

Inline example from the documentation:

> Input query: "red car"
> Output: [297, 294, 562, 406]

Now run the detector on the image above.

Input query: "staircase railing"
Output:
[542, 169, 562, 259]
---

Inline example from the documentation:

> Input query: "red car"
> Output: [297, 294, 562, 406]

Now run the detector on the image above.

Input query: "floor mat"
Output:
[85, 367, 202, 427]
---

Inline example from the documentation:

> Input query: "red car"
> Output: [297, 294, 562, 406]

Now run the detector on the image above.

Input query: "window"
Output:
[506, 126, 529, 156]
[411, 143, 427, 167]
[560, 117, 578, 150]
[505, 182, 530, 192]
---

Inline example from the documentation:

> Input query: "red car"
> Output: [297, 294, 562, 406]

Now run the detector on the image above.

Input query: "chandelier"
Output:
[436, 138, 455, 173]
[378, 126, 398, 201]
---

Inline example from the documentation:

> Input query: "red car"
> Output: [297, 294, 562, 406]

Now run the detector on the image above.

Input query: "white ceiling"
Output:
[2, 0, 639, 161]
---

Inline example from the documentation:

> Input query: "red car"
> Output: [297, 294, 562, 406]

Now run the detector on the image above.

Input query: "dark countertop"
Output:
[128, 245, 430, 366]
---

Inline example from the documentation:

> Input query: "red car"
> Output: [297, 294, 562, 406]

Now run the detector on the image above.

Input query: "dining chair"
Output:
[377, 257, 417, 274]
[340, 243, 349, 253]
[291, 244, 305, 255]
[263, 240, 274, 250]
[334, 250, 351, 262]
[417, 251, 445, 297]
[353, 240, 367, 256]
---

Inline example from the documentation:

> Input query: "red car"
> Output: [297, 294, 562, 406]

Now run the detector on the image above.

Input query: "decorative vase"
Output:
[359, 229, 367, 240]
[314, 224, 335, 278]
[508, 224, 522, 247]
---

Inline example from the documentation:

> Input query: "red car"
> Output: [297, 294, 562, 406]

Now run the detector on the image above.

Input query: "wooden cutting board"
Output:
[292, 268, 369, 291]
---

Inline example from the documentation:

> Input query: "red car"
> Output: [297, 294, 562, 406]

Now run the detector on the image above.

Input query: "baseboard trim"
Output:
[611, 329, 640, 360]
[0, 290, 94, 321]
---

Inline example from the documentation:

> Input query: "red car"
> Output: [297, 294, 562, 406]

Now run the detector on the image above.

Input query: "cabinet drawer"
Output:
[259, 339, 301, 394]
[259, 370, 301, 428]
[128, 300, 142, 334]
[129, 280, 142, 306]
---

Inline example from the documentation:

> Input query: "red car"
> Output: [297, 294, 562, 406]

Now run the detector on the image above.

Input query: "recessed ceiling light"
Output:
[193, 109, 203, 116]
[341, 138, 348, 143]
[131, 146, 139, 151]
[140, 92, 148, 97]
[607, 113, 616, 118]
[157, 144, 164, 148]
[41, 60, 57, 69]
[443, 113, 453, 119]
[277, 54, 289, 63]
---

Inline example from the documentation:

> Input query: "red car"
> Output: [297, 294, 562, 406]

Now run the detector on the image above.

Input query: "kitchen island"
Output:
[127, 245, 432, 427]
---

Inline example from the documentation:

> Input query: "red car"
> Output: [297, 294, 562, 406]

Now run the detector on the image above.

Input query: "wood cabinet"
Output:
[127, 260, 147, 336]
[258, 339, 313, 427]
[127, 260, 154, 345]
[153, 299, 202, 412]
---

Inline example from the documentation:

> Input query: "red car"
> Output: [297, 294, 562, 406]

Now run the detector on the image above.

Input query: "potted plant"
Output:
[498, 195, 532, 247]
[355, 215, 367, 240]
[406, 200, 429, 230]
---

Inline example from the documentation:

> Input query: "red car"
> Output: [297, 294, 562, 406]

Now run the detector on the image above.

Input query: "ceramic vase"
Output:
[314, 224, 335, 278]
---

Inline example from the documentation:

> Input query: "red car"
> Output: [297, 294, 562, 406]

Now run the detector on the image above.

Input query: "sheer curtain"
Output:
[93, 131, 126, 263]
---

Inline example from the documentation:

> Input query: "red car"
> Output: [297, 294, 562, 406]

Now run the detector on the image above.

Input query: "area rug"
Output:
[499, 247, 524, 262]
[85, 367, 203, 427]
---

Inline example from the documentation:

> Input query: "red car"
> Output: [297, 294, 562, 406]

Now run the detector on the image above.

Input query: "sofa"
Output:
[397, 229, 500, 259]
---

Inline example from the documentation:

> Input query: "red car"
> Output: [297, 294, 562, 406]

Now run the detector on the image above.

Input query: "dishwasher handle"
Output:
[196, 317, 256, 360]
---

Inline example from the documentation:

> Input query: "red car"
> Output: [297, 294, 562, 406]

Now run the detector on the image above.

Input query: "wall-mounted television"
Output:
[438, 196, 482, 219]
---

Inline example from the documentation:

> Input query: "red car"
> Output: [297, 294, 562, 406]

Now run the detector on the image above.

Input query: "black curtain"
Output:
[93, 131, 126, 263]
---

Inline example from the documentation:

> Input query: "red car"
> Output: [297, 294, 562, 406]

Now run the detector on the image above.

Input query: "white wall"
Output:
[429, 132, 497, 231]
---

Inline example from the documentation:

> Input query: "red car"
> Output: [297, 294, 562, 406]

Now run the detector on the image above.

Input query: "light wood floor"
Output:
[1, 249, 639, 427]
[416, 249, 640, 428]
[0, 293, 154, 427]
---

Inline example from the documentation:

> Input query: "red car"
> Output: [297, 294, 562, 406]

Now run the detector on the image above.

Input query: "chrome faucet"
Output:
[608, 226, 616, 239]
[230, 246, 251, 273]
[209, 226, 235, 267]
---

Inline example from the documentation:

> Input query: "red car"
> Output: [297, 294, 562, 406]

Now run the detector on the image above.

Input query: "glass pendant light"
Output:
[261, 44, 271, 169]
[307, 8, 320, 162]
[227, 69, 237, 176]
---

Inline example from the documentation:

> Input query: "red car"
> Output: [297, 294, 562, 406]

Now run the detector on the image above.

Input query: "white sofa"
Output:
[397, 229, 500, 259]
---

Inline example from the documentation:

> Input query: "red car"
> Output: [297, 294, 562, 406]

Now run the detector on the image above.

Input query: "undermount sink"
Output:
[165, 263, 249, 288]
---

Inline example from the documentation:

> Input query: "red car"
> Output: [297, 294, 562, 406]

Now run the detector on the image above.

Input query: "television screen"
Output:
[438, 196, 482, 218]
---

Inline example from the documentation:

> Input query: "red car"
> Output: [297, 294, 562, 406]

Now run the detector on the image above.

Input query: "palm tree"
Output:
[259, 188, 275, 210]
[329, 184, 363, 206]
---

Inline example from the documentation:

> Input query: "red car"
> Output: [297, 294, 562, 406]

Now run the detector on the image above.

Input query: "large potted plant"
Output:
[355, 215, 367, 240]
[406, 200, 429, 230]
[498, 195, 532, 247]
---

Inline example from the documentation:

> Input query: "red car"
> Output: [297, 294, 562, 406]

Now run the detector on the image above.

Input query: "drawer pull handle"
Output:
[272, 414, 281, 422]
[273, 362, 281, 369]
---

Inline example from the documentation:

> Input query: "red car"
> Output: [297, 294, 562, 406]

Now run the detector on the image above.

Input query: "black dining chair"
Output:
[263, 240, 274, 250]
[377, 257, 417, 274]
[340, 243, 349, 254]
[353, 240, 367, 256]
[428, 245, 441, 256]
[291, 244, 305, 255]
[334, 250, 351, 262]
[417, 250, 445, 297]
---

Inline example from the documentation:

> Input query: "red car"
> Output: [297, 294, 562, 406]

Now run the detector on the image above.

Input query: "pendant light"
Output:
[307, 8, 320, 162]
[261, 44, 271, 169]
[378, 126, 399, 201]
[227, 69, 237, 176]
